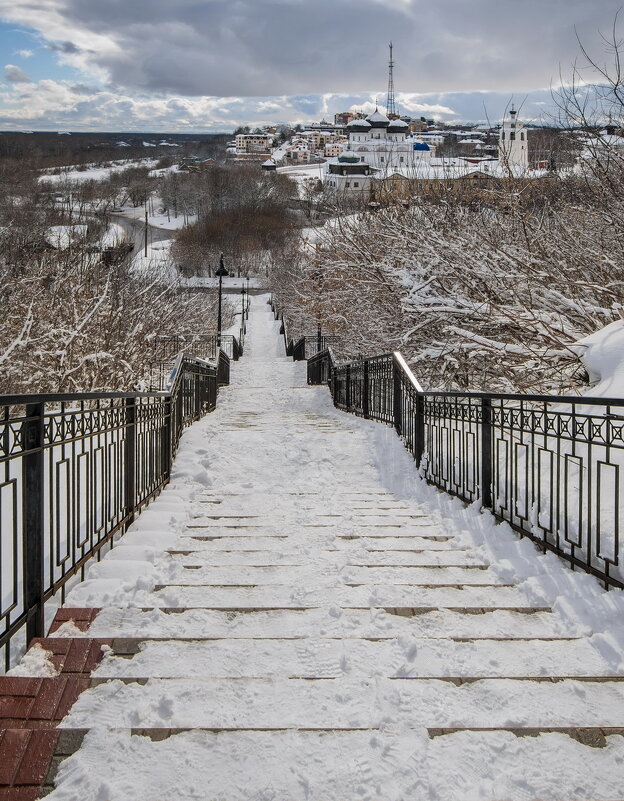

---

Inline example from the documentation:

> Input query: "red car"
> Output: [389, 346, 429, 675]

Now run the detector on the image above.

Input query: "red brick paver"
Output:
[0, 608, 103, 799]
[47, 608, 100, 635]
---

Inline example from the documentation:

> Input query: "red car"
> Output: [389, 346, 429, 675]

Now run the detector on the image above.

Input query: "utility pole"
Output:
[144, 209, 148, 258]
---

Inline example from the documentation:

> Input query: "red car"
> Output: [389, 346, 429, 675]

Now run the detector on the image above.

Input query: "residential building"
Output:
[234, 133, 275, 154]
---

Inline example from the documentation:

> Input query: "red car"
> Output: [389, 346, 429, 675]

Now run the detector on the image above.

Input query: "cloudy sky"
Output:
[0, 0, 621, 132]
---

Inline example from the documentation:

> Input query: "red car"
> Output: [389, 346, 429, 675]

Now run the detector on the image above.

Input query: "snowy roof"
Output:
[388, 119, 409, 129]
[366, 110, 390, 127]
[347, 118, 371, 128]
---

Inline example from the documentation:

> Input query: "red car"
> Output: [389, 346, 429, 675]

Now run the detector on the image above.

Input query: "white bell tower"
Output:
[499, 106, 529, 172]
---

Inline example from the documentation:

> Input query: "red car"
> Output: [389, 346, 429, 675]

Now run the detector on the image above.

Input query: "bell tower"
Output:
[499, 105, 529, 172]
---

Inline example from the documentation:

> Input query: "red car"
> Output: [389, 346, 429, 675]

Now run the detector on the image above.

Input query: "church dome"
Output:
[338, 149, 361, 163]
[346, 119, 371, 133]
[413, 142, 431, 151]
[366, 109, 390, 128]
[388, 119, 409, 131]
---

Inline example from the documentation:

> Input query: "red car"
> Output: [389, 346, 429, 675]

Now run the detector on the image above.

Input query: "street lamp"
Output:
[215, 253, 229, 347]
[240, 281, 246, 336]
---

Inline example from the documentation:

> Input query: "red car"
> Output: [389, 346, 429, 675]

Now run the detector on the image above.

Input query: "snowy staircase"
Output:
[7, 295, 624, 800]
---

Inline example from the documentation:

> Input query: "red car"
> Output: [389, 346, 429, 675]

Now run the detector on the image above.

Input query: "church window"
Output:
[501, 132, 505, 140]
[354, 182, 359, 187]
[520, 132, 525, 141]
[510, 133, 516, 141]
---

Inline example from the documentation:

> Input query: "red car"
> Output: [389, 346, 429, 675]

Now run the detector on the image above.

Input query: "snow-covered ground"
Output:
[39, 158, 161, 185]
[13, 294, 624, 800]
[117, 200, 197, 231]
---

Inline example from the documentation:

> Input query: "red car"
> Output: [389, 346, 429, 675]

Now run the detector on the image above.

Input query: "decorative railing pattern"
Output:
[268, 297, 340, 360]
[154, 334, 242, 363]
[1, 352, 230, 671]
[308, 348, 624, 590]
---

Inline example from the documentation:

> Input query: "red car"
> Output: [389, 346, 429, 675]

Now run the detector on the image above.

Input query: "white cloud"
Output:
[0, 0, 621, 129]
[1, 0, 623, 98]
[17, 48, 34, 58]
[4, 64, 33, 83]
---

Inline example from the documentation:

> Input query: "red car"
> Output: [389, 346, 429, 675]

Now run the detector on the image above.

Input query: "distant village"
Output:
[218, 45, 624, 202]
[223, 107, 624, 203]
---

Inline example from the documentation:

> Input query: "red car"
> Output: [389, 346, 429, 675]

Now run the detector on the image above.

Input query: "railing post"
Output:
[393, 360, 403, 435]
[23, 402, 44, 643]
[194, 366, 201, 418]
[162, 396, 172, 480]
[481, 397, 493, 509]
[125, 397, 137, 527]
[346, 364, 351, 411]
[362, 360, 370, 419]
[415, 392, 425, 467]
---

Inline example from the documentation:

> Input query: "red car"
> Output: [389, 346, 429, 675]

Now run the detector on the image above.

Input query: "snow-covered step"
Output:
[82, 607, 578, 641]
[90, 637, 611, 679]
[145, 584, 550, 610]
[167, 549, 486, 567]
[60, 677, 624, 730]
[173, 535, 467, 551]
[43, 728, 624, 801]
[149, 564, 500, 588]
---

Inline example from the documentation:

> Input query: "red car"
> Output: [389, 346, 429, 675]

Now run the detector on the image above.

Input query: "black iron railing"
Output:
[1, 351, 230, 671]
[269, 297, 294, 356]
[268, 297, 340, 360]
[292, 334, 341, 361]
[155, 334, 242, 362]
[309, 348, 624, 590]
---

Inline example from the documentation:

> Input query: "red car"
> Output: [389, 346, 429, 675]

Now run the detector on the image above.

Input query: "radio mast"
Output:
[386, 42, 398, 118]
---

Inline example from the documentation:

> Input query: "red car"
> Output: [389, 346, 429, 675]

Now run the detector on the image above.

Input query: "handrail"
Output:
[308, 347, 624, 591]
[0, 347, 231, 671]
[269, 296, 294, 356]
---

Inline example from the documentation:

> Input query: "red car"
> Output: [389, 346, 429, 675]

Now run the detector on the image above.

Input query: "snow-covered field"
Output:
[38, 158, 161, 185]
[10, 295, 624, 800]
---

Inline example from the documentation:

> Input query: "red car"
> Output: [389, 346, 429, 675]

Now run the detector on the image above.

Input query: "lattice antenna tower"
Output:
[386, 42, 397, 118]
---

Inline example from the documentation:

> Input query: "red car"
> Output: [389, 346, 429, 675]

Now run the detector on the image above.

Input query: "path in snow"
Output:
[21, 295, 624, 799]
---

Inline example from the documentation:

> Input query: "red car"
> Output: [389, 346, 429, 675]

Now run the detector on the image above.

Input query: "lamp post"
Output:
[240, 281, 246, 336]
[245, 275, 250, 318]
[215, 253, 229, 347]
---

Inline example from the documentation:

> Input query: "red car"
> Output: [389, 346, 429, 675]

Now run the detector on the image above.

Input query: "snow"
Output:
[16, 294, 624, 800]
[116, 201, 197, 231]
[7, 642, 58, 677]
[45, 224, 88, 249]
[100, 222, 127, 247]
[38, 158, 160, 185]
[131, 238, 176, 280]
[573, 319, 624, 398]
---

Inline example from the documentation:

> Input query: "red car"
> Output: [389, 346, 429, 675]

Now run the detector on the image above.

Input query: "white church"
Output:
[324, 105, 532, 194]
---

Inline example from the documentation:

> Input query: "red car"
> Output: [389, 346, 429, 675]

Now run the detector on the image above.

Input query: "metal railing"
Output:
[154, 334, 242, 363]
[308, 348, 624, 590]
[292, 334, 341, 361]
[269, 297, 294, 356]
[268, 297, 340, 360]
[1, 350, 230, 670]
